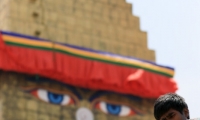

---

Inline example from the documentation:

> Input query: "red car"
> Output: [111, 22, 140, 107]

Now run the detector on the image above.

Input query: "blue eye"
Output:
[95, 101, 136, 116]
[30, 89, 75, 105]
[48, 92, 64, 104]
[106, 104, 121, 115]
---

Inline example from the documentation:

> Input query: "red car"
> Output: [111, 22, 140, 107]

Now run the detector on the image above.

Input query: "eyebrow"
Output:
[26, 76, 82, 99]
[88, 91, 142, 102]
[26, 76, 142, 102]
[166, 112, 175, 118]
[88, 91, 108, 102]
[161, 112, 175, 120]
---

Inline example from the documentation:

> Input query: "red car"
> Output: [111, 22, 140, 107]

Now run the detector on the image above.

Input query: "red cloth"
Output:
[0, 32, 178, 98]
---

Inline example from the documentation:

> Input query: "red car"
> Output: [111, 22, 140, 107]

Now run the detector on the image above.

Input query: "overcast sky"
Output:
[126, 0, 200, 118]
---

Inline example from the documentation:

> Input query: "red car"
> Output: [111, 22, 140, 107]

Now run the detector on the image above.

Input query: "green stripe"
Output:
[5, 41, 173, 77]
[6, 41, 53, 51]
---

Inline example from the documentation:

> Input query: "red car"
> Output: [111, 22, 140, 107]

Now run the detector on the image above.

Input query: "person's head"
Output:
[154, 93, 189, 120]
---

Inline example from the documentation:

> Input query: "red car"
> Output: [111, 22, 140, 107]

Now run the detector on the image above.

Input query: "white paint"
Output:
[127, 69, 144, 81]
[37, 89, 49, 102]
[119, 105, 132, 116]
[98, 101, 132, 116]
[37, 89, 71, 105]
[76, 107, 94, 120]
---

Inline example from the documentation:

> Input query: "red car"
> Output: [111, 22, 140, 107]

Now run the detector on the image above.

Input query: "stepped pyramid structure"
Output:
[0, 0, 177, 120]
[0, 0, 155, 61]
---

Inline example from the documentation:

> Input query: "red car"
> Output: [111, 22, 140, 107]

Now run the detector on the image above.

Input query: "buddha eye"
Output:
[95, 101, 136, 117]
[30, 89, 75, 105]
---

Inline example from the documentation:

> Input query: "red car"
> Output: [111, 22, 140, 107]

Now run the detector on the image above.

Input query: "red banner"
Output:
[0, 31, 178, 98]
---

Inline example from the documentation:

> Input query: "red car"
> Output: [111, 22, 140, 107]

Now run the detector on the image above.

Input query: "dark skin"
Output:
[160, 108, 189, 120]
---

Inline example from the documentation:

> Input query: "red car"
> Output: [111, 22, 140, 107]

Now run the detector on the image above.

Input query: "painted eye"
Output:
[30, 89, 75, 105]
[95, 101, 136, 116]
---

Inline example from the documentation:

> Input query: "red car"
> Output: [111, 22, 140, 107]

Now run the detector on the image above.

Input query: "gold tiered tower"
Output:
[0, 0, 155, 61]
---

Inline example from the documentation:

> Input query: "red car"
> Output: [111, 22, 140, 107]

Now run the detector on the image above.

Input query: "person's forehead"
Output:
[160, 109, 179, 119]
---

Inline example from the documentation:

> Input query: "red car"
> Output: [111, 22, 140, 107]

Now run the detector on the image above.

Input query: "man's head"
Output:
[154, 93, 189, 120]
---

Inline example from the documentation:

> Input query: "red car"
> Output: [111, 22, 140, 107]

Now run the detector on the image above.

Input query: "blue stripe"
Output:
[1, 31, 48, 42]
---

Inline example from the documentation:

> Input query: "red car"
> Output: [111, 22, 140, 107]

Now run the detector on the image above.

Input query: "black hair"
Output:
[154, 93, 189, 120]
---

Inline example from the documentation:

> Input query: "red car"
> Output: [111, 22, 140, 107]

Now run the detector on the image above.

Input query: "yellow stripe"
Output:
[3, 34, 174, 76]
[3, 35, 52, 48]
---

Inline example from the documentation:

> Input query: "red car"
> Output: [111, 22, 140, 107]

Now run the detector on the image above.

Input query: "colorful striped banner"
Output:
[0, 31, 177, 98]
[1, 31, 174, 77]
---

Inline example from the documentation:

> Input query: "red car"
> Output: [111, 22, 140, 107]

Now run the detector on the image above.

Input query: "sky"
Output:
[126, 0, 200, 118]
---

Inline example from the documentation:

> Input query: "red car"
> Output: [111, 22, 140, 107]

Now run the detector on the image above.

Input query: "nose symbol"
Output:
[76, 107, 94, 120]
[80, 113, 87, 120]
